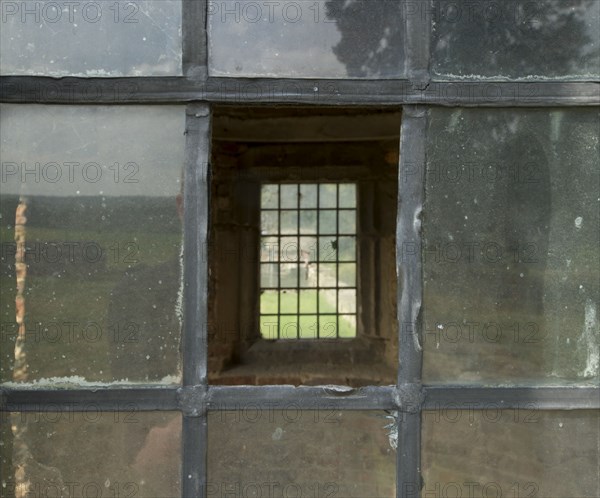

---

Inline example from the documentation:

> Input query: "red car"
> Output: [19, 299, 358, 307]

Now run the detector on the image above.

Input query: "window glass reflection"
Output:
[432, 0, 600, 80]
[0, 0, 182, 76]
[423, 410, 600, 497]
[208, 410, 396, 497]
[0, 105, 185, 384]
[0, 411, 181, 497]
[423, 108, 600, 383]
[208, 0, 405, 78]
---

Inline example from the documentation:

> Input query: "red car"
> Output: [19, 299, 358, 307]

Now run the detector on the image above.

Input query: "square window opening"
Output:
[208, 106, 401, 386]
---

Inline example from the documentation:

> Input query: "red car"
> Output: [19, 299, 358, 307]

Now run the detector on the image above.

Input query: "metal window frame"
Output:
[0, 0, 599, 496]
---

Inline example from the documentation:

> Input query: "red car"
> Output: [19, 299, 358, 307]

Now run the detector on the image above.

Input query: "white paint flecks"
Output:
[2, 375, 180, 388]
[581, 299, 599, 378]
[383, 411, 398, 451]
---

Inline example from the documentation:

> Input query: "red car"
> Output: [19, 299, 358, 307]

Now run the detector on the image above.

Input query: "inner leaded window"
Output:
[259, 183, 357, 339]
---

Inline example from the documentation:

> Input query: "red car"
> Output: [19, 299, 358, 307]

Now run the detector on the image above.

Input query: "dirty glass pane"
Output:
[0, 0, 181, 77]
[0, 0, 182, 77]
[208, 0, 405, 78]
[422, 108, 600, 384]
[208, 410, 396, 497]
[0, 105, 185, 384]
[0, 411, 181, 497]
[422, 410, 600, 498]
[431, 0, 600, 80]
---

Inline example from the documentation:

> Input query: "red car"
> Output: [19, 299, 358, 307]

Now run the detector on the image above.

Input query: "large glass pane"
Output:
[432, 0, 600, 80]
[0, 105, 185, 384]
[1, 411, 181, 497]
[208, 410, 396, 497]
[422, 108, 600, 384]
[0, 0, 182, 76]
[422, 410, 600, 498]
[208, 0, 405, 78]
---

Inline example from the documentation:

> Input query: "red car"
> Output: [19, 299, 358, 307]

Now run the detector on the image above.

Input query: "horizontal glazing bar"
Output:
[2, 385, 598, 411]
[2, 78, 598, 105]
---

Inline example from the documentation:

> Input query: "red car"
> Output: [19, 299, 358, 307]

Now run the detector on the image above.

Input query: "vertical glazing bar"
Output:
[182, 103, 211, 498]
[335, 184, 340, 339]
[403, 0, 431, 88]
[316, 184, 321, 338]
[397, 105, 427, 497]
[277, 185, 281, 339]
[183, 0, 208, 79]
[296, 184, 301, 338]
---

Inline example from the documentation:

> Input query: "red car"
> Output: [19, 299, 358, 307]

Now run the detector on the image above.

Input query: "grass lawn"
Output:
[260, 289, 356, 339]
[0, 224, 182, 383]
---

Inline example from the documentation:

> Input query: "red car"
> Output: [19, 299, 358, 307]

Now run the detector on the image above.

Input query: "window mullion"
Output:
[182, 103, 211, 498]
[397, 105, 428, 495]
[182, 0, 209, 79]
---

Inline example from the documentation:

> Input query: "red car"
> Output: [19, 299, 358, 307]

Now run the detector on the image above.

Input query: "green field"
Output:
[0, 197, 182, 384]
[260, 289, 356, 339]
